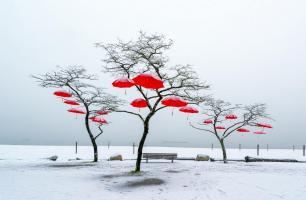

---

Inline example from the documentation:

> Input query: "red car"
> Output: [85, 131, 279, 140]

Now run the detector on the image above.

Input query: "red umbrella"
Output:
[203, 119, 213, 124]
[63, 100, 80, 106]
[132, 74, 164, 89]
[112, 77, 135, 88]
[215, 126, 226, 130]
[236, 128, 250, 132]
[91, 116, 108, 124]
[131, 98, 148, 108]
[96, 111, 108, 115]
[67, 109, 86, 114]
[179, 106, 199, 114]
[225, 115, 237, 120]
[161, 96, 188, 107]
[256, 123, 273, 129]
[254, 131, 267, 135]
[54, 91, 72, 98]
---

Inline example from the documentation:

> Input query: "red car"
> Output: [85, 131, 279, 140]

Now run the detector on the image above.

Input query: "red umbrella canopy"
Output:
[67, 108, 86, 114]
[161, 96, 188, 107]
[131, 98, 148, 108]
[112, 77, 135, 88]
[215, 126, 226, 130]
[96, 111, 108, 115]
[132, 74, 164, 89]
[54, 91, 72, 98]
[254, 131, 267, 135]
[225, 115, 238, 120]
[256, 123, 273, 129]
[63, 100, 80, 106]
[179, 106, 199, 114]
[203, 119, 213, 124]
[236, 128, 250, 132]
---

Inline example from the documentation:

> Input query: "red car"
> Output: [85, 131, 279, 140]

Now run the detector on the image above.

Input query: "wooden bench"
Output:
[142, 153, 177, 163]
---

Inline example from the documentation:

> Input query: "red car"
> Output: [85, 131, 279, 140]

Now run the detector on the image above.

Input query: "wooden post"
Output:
[75, 141, 78, 154]
[303, 145, 305, 157]
[133, 142, 135, 154]
[108, 141, 110, 150]
[239, 144, 241, 151]
[211, 143, 214, 150]
[266, 144, 269, 151]
[257, 144, 260, 156]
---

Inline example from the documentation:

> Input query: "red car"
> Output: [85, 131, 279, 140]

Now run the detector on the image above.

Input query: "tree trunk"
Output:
[219, 139, 227, 163]
[85, 115, 98, 162]
[135, 121, 149, 172]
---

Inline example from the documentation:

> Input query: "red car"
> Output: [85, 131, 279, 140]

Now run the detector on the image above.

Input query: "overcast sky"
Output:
[1, 0, 306, 148]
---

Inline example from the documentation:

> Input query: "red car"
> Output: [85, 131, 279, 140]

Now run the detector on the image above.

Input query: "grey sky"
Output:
[1, 0, 306, 148]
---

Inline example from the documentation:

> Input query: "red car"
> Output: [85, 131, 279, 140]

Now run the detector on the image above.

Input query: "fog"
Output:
[1, 0, 306, 148]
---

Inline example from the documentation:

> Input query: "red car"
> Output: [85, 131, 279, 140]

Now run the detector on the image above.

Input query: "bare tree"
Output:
[96, 32, 209, 172]
[190, 98, 270, 163]
[32, 66, 121, 162]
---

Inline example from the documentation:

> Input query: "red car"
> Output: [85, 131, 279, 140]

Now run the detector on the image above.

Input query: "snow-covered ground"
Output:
[0, 145, 306, 200]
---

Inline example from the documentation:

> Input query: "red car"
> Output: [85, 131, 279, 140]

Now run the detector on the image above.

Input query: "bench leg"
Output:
[171, 158, 174, 163]
[146, 157, 148, 163]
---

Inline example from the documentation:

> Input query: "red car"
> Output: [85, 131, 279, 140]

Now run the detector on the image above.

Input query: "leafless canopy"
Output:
[32, 66, 122, 114]
[95, 32, 209, 120]
[190, 98, 271, 139]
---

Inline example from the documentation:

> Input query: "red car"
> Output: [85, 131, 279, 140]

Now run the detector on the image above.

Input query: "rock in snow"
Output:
[109, 154, 123, 161]
[195, 154, 210, 161]
[46, 155, 58, 161]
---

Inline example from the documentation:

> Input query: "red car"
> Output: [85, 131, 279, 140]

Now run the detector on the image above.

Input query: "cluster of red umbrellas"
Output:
[53, 90, 109, 125]
[112, 74, 166, 110]
[201, 114, 273, 135]
[112, 74, 164, 90]
[53, 90, 86, 115]
[112, 74, 199, 117]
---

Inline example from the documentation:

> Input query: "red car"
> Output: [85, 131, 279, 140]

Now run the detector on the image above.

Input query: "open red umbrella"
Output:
[63, 100, 80, 106]
[96, 111, 108, 115]
[90, 116, 108, 124]
[67, 108, 86, 114]
[225, 115, 237, 120]
[131, 98, 148, 108]
[161, 96, 188, 107]
[254, 131, 267, 134]
[112, 77, 135, 88]
[215, 126, 226, 130]
[132, 74, 164, 89]
[256, 123, 273, 129]
[54, 91, 72, 98]
[179, 106, 199, 114]
[203, 119, 213, 124]
[236, 128, 250, 132]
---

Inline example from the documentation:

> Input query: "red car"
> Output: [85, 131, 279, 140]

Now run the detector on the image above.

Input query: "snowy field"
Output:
[1, 145, 306, 200]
